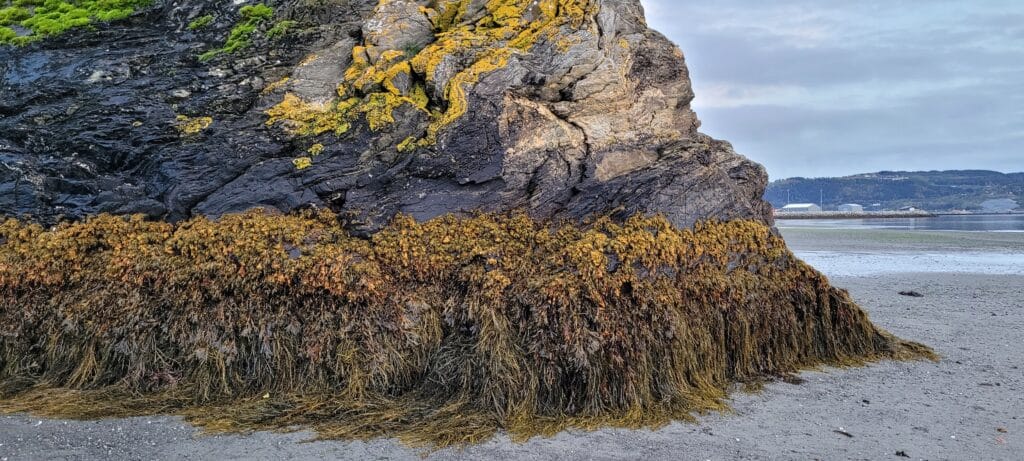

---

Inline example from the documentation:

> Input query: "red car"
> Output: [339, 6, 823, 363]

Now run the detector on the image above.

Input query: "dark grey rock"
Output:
[0, 0, 774, 234]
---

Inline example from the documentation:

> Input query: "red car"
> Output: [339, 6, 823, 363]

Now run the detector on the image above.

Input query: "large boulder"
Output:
[0, 1, 933, 446]
[0, 0, 770, 232]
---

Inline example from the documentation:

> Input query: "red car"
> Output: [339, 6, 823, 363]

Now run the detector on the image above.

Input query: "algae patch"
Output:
[198, 3, 273, 62]
[187, 14, 213, 31]
[0, 0, 150, 45]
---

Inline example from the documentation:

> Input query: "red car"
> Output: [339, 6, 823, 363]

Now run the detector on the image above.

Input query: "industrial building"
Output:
[781, 203, 822, 213]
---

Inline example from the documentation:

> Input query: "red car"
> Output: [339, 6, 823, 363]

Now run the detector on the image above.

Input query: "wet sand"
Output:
[2, 230, 1022, 460]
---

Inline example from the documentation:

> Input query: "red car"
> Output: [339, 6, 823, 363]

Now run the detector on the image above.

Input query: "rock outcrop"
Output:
[1, 0, 771, 233]
[0, 1, 933, 446]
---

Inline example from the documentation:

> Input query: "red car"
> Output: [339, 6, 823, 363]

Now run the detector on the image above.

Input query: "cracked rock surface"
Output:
[0, 0, 772, 233]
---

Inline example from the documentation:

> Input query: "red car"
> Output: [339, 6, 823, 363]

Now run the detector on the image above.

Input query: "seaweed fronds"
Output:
[0, 211, 934, 446]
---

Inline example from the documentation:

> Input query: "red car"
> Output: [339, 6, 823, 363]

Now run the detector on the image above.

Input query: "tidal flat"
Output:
[779, 226, 1024, 276]
[1, 226, 1021, 460]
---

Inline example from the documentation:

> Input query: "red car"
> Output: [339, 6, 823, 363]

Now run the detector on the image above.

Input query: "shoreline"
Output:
[777, 226, 1024, 276]
[776, 211, 937, 219]
[775, 211, 1023, 220]
[1, 229, 1022, 460]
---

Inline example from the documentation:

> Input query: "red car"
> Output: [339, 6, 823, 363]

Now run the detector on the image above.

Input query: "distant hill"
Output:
[765, 170, 1024, 212]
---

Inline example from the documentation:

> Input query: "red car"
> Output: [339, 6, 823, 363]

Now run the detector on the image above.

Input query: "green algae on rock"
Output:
[265, 18, 295, 39]
[0, 0, 149, 45]
[198, 3, 274, 61]
[187, 13, 214, 31]
[0, 211, 934, 447]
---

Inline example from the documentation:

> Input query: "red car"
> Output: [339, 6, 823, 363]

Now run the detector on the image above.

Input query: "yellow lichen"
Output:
[349, 61, 387, 93]
[175, 115, 213, 135]
[409, 83, 429, 110]
[396, 136, 418, 153]
[308, 143, 325, 156]
[378, 49, 406, 64]
[425, 49, 511, 143]
[432, 0, 470, 32]
[343, 45, 372, 83]
[262, 76, 290, 95]
[382, 61, 412, 96]
[265, 93, 356, 136]
[266, 0, 597, 162]
[292, 157, 313, 170]
[360, 92, 407, 131]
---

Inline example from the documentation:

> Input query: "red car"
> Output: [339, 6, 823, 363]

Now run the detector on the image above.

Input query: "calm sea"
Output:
[778, 214, 1024, 276]
[777, 214, 1024, 232]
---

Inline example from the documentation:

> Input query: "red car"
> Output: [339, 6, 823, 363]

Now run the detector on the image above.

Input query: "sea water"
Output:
[790, 251, 1024, 276]
[776, 214, 1024, 233]
[778, 215, 1024, 276]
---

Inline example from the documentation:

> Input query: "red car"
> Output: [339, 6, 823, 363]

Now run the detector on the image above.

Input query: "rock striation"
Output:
[1, 0, 770, 233]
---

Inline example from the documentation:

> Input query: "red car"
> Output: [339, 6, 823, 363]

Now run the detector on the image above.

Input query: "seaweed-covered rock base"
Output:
[0, 211, 934, 446]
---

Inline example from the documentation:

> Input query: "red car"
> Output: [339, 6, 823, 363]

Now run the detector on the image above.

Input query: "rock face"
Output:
[0, 2, 934, 446]
[0, 0, 772, 232]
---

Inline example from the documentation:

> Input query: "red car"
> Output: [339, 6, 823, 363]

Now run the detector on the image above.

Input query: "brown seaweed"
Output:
[0, 211, 934, 446]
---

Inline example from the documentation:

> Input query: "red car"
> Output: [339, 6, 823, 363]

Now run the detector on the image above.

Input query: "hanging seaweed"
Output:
[0, 210, 934, 447]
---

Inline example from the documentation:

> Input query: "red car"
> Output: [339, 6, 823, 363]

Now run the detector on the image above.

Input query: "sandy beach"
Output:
[2, 227, 1022, 460]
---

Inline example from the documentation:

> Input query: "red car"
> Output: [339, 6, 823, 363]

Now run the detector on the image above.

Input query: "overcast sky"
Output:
[640, 0, 1024, 179]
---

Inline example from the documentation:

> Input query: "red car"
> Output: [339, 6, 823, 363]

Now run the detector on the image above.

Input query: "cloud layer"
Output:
[641, 0, 1024, 179]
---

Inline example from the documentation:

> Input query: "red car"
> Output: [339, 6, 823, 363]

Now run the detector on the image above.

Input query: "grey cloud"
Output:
[641, 0, 1024, 179]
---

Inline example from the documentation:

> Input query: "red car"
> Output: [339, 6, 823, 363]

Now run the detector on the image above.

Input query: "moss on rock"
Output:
[0, 0, 150, 45]
[0, 25, 15, 42]
[265, 19, 295, 39]
[187, 13, 213, 31]
[198, 3, 273, 62]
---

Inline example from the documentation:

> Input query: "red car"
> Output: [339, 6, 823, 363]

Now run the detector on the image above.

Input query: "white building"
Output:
[781, 203, 822, 213]
[838, 204, 864, 213]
